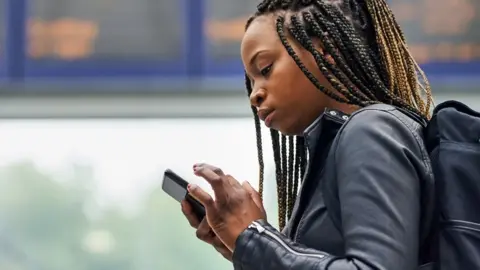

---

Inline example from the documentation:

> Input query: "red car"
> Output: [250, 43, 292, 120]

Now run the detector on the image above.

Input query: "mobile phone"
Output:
[162, 169, 206, 221]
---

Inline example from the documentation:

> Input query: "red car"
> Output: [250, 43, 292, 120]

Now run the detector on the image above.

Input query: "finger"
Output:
[188, 184, 215, 208]
[196, 218, 215, 244]
[193, 163, 225, 176]
[242, 181, 264, 211]
[225, 174, 242, 187]
[181, 200, 201, 228]
[193, 167, 226, 197]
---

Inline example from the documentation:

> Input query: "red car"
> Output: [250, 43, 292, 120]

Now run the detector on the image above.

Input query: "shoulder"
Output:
[332, 104, 430, 168]
[347, 104, 423, 132]
[338, 104, 425, 148]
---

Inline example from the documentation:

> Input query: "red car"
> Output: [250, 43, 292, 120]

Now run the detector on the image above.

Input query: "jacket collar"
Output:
[302, 108, 350, 159]
[283, 108, 350, 237]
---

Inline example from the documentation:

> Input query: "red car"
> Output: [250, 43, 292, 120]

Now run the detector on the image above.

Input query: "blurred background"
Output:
[0, 0, 479, 269]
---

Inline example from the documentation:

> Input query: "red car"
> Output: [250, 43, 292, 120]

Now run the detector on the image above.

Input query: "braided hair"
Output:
[244, 0, 433, 230]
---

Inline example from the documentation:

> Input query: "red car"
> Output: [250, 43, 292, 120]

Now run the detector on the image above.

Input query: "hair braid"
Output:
[271, 129, 286, 229]
[246, 0, 433, 230]
[289, 14, 375, 105]
[246, 74, 265, 199]
[287, 136, 295, 217]
[365, 0, 433, 115]
[291, 136, 305, 214]
[313, 2, 427, 117]
[367, 2, 406, 100]
[388, 8, 432, 112]
[303, 11, 377, 101]
[314, 2, 387, 95]
[309, 6, 385, 97]
[280, 134, 288, 227]
[276, 16, 348, 104]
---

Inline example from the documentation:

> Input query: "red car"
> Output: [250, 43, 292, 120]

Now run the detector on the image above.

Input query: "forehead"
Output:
[240, 15, 280, 58]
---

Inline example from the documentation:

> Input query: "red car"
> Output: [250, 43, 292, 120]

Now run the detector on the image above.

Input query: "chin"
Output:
[271, 118, 304, 136]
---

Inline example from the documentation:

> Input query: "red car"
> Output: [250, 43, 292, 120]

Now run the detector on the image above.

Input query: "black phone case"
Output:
[185, 193, 206, 221]
[164, 169, 206, 220]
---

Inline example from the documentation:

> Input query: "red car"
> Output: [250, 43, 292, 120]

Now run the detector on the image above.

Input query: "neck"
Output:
[328, 101, 361, 115]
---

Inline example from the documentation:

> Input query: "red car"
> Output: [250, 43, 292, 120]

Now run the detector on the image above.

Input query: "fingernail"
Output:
[187, 184, 197, 191]
[193, 166, 203, 174]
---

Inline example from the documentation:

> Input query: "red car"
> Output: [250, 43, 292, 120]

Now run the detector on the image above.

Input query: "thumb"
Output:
[188, 184, 214, 208]
[242, 181, 264, 211]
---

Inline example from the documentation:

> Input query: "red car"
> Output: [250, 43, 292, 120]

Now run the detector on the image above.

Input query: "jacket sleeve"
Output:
[232, 109, 424, 270]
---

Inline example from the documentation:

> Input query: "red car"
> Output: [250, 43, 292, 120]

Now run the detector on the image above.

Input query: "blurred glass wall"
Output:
[0, 119, 281, 270]
[0, 0, 480, 269]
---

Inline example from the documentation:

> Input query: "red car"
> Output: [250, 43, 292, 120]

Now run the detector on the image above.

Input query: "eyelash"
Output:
[260, 64, 273, 77]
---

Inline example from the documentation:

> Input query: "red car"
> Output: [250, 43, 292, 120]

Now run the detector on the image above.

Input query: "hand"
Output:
[188, 163, 267, 252]
[181, 199, 233, 261]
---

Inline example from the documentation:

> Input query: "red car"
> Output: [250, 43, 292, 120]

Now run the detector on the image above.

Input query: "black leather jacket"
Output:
[232, 104, 434, 270]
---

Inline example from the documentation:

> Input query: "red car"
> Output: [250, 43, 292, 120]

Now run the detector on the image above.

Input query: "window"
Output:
[28, 0, 184, 61]
[392, 0, 480, 63]
[205, 0, 257, 60]
[0, 119, 278, 270]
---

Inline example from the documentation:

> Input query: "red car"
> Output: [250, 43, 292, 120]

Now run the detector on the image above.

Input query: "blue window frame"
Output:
[0, 0, 6, 80]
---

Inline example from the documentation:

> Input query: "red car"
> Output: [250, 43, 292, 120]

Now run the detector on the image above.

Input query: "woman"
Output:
[181, 0, 435, 269]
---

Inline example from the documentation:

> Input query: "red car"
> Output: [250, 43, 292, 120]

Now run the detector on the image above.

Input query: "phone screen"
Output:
[162, 169, 206, 220]
[162, 170, 188, 202]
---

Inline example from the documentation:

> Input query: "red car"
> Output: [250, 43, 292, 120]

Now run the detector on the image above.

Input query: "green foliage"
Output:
[0, 161, 232, 270]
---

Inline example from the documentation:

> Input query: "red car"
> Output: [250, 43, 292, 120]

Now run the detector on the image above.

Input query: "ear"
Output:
[312, 37, 335, 65]
[311, 37, 324, 53]
[324, 53, 335, 65]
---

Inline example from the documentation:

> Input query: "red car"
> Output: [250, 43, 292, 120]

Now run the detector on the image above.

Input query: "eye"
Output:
[260, 64, 273, 77]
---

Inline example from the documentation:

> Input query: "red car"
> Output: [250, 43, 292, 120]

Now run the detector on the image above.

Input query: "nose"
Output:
[249, 88, 266, 108]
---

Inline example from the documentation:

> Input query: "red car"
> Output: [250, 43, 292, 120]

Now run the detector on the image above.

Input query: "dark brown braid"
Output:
[270, 129, 287, 228]
[245, 0, 433, 231]
[245, 74, 265, 199]
[287, 136, 295, 218]
[280, 134, 288, 229]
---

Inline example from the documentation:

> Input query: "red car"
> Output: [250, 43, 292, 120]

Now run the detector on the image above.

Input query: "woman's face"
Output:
[241, 14, 334, 136]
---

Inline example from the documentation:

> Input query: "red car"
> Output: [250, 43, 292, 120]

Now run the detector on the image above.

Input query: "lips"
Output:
[257, 108, 275, 127]
[257, 108, 273, 121]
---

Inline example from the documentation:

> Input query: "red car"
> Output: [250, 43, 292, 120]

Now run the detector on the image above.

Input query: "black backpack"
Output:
[325, 100, 480, 269]
[423, 100, 480, 269]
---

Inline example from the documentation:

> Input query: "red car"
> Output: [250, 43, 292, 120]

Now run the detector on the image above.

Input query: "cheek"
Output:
[290, 71, 328, 116]
[271, 64, 316, 107]
[269, 52, 325, 106]
[269, 62, 299, 97]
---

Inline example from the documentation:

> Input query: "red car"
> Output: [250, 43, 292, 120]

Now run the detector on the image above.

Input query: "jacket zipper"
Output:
[249, 221, 325, 259]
